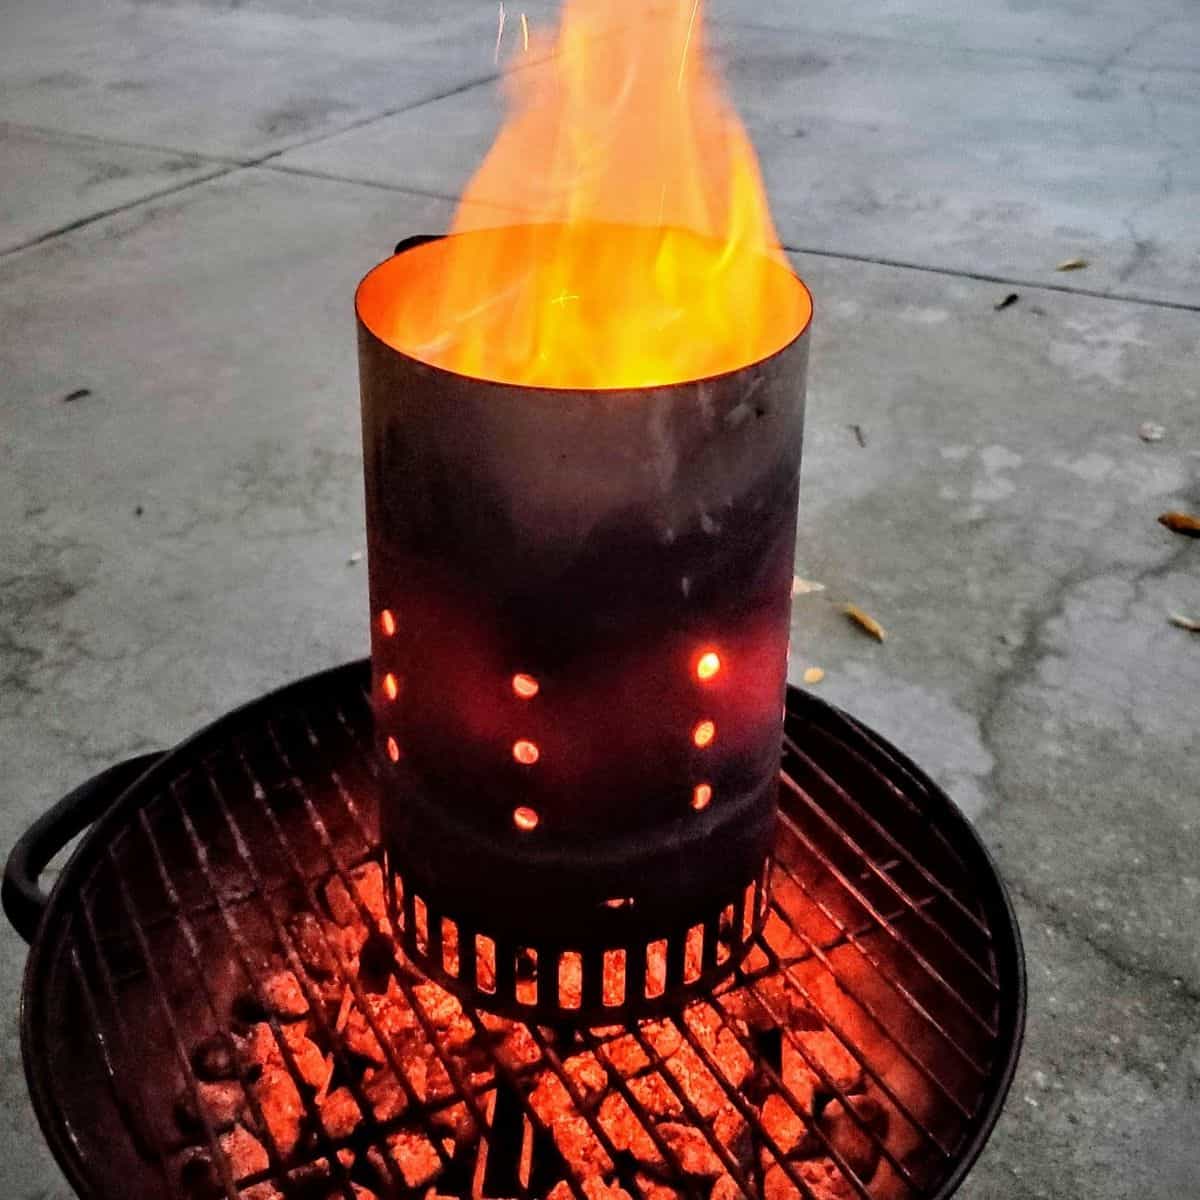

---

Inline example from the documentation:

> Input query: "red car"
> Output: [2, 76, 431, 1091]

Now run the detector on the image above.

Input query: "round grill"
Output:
[10, 660, 1023, 1200]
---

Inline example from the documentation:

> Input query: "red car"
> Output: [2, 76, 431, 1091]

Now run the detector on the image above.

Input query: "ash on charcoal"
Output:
[192, 1033, 240, 1081]
[382, 1129, 443, 1188]
[658, 1121, 725, 1176]
[175, 1079, 246, 1133]
[818, 1094, 886, 1183]
[220, 1124, 270, 1181]
[787, 1031, 864, 1097]
[317, 1086, 361, 1139]
[759, 1092, 814, 1157]
[628, 1071, 683, 1120]
[262, 970, 309, 1018]
[598, 1090, 661, 1164]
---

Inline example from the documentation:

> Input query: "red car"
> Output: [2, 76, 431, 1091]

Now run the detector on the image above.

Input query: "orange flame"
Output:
[364, 0, 809, 389]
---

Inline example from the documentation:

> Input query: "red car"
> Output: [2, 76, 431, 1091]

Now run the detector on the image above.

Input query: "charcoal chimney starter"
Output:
[356, 229, 812, 1022]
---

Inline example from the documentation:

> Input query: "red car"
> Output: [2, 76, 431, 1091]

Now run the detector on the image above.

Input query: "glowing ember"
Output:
[359, 0, 808, 389]
[513, 739, 540, 765]
[512, 673, 540, 699]
[692, 720, 716, 749]
[696, 651, 721, 681]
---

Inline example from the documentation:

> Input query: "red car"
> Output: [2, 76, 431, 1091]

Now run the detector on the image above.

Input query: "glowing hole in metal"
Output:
[512, 673, 540, 699]
[385, 736, 400, 762]
[513, 805, 540, 831]
[513, 739, 540, 765]
[692, 719, 716, 748]
[382, 672, 399, 701]
[380, 609, 396, 636]
[696, 650, 721, 681]
[603, 949, 626, 1007]
[692, 782, 713, 810]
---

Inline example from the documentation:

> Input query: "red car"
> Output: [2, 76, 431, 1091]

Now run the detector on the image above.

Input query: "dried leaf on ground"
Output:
[1158, 511, 1200, 538]
[792, 577, 826, 596]
[844, 605, 886, 642]
[1055, 257, 1088, 271]
[1168, 613, 1200, 633]
[802, 667, 825, 685]
[994, 293, 1019, 310]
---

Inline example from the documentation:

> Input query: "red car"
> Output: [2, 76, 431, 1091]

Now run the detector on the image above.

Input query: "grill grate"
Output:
[22, 662, 1022, 1200]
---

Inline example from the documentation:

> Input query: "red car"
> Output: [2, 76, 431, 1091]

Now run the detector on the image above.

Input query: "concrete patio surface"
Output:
[1, 1, 1198, 1198]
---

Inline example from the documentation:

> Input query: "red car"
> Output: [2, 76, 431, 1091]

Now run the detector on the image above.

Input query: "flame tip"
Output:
[365, 0, 806, 389]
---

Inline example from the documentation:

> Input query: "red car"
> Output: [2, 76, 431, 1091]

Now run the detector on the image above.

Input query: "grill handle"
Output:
[3, 752, 163, 944]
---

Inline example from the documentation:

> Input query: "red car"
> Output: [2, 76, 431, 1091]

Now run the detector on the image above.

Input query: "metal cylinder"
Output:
[357, 231, 812, 1021]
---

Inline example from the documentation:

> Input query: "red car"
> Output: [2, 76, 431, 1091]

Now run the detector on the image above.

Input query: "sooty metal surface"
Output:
[18, 660, 1023, 1200]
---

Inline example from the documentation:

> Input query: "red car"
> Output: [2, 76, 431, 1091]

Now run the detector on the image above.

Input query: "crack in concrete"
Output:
[717, 13, 1200, 78]
[975, 529, 1194, 765]
[1115, 76, 1188, 285]
[1095, 15, 1177, 75]
[1006, 876, 1200, 1007]
[4, 35, 1200, 315]
[0, 63, 506, 262]
[972, 534, 1199, 1000]
[974, 557, 1100, 755]
[0, 163, 238, 257]
[776, 242, 1200, 314]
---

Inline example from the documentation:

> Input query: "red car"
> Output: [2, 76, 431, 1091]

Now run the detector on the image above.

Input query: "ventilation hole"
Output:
[515, 949, 538, 1006]
[603, 949, 627, 1007]
[716, 905, 735, 964]
[512, 673, 539, 699]
[382, 672, 399, 701]
[513, 806, 539, 832]
[692, 782, 713, 811]
[559, 951, 583, 1010]
[512, 739, 540, 765]
[696, 650, 721, 681]
[359, 929, 393, 993]
[380, 609, 396, 636]
[646, 939, 668, 999]
[692, 719, 716, 748]
[391, 871, 404, 931]
[475, 935, 497, 995]
[479, 1089, 519, 1197]
[685, 925, 704, 983]
[442, 918, 460, 977]
[413, 895, 428, 955]
[385, 736, 401, 762]
[743, 881, 757, 939]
